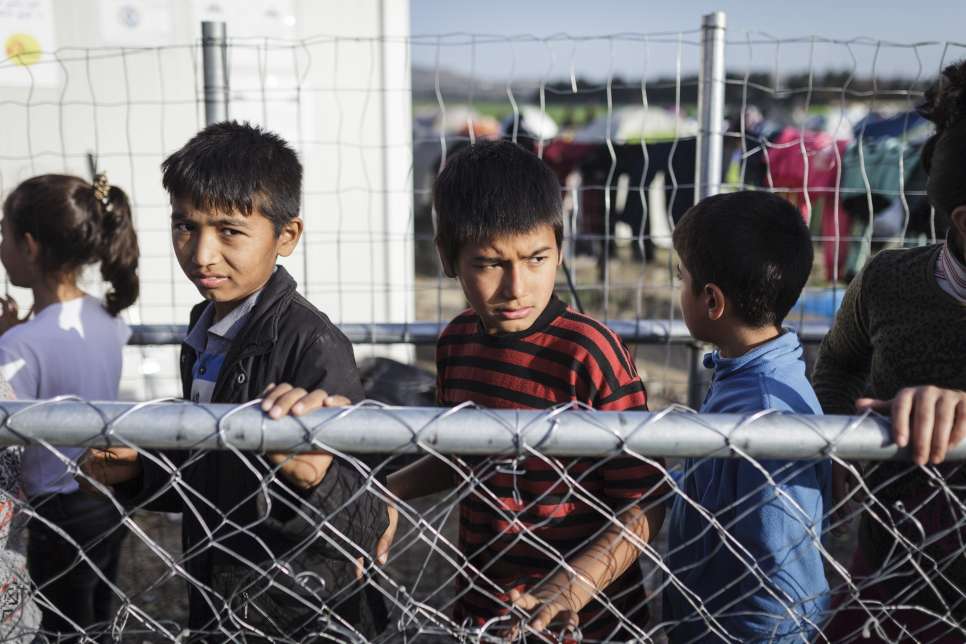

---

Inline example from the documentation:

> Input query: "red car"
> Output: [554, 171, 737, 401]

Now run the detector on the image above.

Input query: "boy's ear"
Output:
[22, 232, 40, 262]
[275, 217, 303, 258]
[705, 283, 726, 321]
[436, 239, 457, 278]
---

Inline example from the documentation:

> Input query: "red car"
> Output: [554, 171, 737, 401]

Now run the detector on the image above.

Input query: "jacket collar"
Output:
[186, 265, 297, 360]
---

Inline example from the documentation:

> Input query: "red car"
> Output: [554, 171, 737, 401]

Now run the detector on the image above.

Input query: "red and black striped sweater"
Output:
[436, 295, 666, 638]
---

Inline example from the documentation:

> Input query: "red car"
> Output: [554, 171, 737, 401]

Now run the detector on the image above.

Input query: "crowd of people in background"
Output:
[0, 57, 961, 643]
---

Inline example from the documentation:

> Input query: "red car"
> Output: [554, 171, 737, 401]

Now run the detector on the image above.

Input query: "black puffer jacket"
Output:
[120, 266, 389, 641]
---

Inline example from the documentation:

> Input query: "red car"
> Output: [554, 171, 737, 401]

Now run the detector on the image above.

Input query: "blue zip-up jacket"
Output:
[663, 331, 831, 643]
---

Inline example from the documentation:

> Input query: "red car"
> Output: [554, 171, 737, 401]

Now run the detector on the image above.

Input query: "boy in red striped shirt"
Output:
[387, 140, 667, 640]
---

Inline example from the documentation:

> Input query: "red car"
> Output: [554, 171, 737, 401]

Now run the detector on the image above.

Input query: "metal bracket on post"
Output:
[695, 11, 726, 203]
[201, 21, 229, 125]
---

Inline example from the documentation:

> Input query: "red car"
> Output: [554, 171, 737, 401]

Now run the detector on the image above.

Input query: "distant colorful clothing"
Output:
[436, 295, 665, 639]
[766, 127, 850, 281]
[664, 331, 831, 643]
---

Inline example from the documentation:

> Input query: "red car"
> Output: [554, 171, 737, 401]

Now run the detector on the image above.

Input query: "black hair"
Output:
[918, 59, 966, 250]
[672, 191, 813, 328]
[432, 140, 562, 267]
[161, 121, 302, 234]
[918, 59, 966, 169]
[3, 174, 139, 316]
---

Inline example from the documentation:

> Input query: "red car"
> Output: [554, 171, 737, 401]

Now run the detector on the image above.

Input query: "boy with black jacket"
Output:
[81, 122, 389, 641]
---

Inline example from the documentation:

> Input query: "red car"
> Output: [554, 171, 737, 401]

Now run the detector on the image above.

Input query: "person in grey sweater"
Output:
[813, 59, 966, 643]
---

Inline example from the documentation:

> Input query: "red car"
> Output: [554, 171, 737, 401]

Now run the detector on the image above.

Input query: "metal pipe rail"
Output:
[0, 400, 948, 461]
[128, 321, 833, 347]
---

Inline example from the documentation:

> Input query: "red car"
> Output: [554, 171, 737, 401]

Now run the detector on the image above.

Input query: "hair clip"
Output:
[93, 173, 113, 212]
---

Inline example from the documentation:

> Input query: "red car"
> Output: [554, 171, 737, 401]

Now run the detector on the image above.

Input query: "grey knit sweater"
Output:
[813, 243, 965, 412]
[813, 243, 966, 613]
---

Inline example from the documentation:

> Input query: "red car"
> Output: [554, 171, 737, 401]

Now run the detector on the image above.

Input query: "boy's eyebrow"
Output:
[169, 211, 249, 227]
[207, 215, 250, 227]
[471, 245, 554, 261]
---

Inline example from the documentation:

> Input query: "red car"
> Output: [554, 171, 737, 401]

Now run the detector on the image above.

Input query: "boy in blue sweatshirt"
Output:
[663, 191, 831, 643]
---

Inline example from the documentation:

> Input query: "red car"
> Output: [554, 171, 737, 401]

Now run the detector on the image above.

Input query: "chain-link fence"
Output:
[0, 400, 961, 642]
[1, 5, 965, 642]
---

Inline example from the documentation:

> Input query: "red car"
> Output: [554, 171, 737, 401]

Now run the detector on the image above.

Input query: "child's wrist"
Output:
[537, 572, 590, 614]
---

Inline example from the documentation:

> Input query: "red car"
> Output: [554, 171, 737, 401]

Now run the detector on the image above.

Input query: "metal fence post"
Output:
[201, 21, 229, 125]
[695, 11, 726, 202]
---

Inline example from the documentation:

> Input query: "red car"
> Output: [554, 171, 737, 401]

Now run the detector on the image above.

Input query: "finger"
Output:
[949, 398, 966, 452]
[375, 534, 392, 565]
[322, 394, 351, 408]
[911, 387, 939, 465]
[509, 590, 539, 611]
[260, 383, 293, 412]
[890, 388, 916, 449]
[566, 610, 579, 629]
[83, 448, 120, 464]
[259, 382, 276, 397]
[931, 393, 958, 464]
[355, 557, 365, 581]
[77, 450, 96, 476]
[855, 397, 894, 415]
[288, 389, 332, 417]
[264, 451, 288, 466]
[506, 591, 538, 641]
[76, 476, 101, 496]
[550, 610, 578, 638]
[104, 447, 139, 462]
[529, 604, 559, 634]
[267, 387, 309, 419]
[376, 506, 398, 565]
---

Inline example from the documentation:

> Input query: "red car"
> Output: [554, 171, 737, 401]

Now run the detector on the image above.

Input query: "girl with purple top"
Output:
[0, 174, 139, 642]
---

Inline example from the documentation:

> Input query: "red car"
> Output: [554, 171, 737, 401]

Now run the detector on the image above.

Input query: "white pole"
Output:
[695, 11, 727, 202]
[201, 21, 229, 125]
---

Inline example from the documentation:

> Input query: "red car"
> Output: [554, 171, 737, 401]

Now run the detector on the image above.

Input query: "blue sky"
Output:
[410, 1, 966, 79]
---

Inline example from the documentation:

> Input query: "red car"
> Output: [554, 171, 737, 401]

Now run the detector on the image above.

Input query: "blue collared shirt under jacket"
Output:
[663, 330, 831, 643]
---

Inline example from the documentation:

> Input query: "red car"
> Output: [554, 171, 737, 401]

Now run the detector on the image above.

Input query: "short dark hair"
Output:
[161, 121, 301, 234]
[673, 191, 813, 328]
[433, 140, 562, 267]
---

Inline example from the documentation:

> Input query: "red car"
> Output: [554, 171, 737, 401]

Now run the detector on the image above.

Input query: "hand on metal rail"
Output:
[261, 382, 403, 570]
[259, 382, 349, 489]
[858, 386, 966, 465]
[77, 446, 141, 492]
